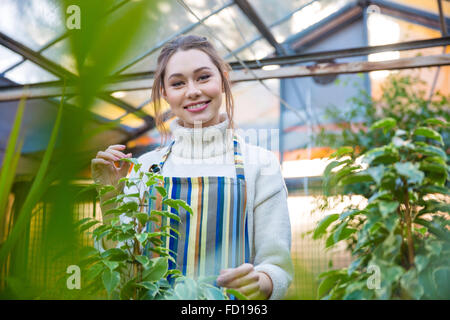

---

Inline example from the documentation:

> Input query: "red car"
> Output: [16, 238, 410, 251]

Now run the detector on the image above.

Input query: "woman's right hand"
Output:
[91, 144, 132, 194]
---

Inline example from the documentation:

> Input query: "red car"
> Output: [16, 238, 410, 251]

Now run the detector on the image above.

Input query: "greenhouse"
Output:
[0, 0, 449, 301]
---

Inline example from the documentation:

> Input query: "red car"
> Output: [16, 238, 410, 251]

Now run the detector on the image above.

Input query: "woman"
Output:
[91, 35, 293, 300]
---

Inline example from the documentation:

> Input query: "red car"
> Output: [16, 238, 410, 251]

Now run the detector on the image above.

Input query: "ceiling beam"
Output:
[0, 31, 154, 125]
[223, 0, 320, 60]
[289, 4, 363, 51]
[2, 47, 449, 101]
[115, 1, 234, 74]
[233, 0, 286, 54]
[231, 54, 450, 81]
[369, 0, 450, 31]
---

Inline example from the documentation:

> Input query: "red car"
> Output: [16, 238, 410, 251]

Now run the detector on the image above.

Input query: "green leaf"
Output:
[226, 288, 248, 300]
[348, 257, 364, 275]
[102, 260, 119, 271]
[120, 278, 137, 300]
[118, 201, 139, 212]
[383, 213, 399, 233]
[432, 267, 450, 299]
[142, 257, 168, 282]
[101, 248, 128, 261]
[323, 160, 350, 177]
[134, 213, 149, 226]
[313, 214, 339, 239]
[135, 233, 148, 244]
[79, 220, 101, 232]
[339, 210, 358, 220]
[363, 146, 399, 165]
[135, 255, 150, 266]
[368, 190, 391, 203]
[102, 269, 120, 296]
[422, 118, 448, 127]
[339, 172, 373, 186]
[318, 273, 346, 298]
[333, 222, 356, 244]
[419, 185, 450, 196]
[415, 219, 450, 241]
[330, 146, 353, 158]
[414, 255, 429, 273]
[86, 262, 104, 280]
[175, 199, 194, 215]
[370, 117, 397, 134]
[413, 127, 444, 145]
[155, 186, 167, 197]
[400, 269, 423, 299]
[136, 281, 158, 291]
[394, 162, 424, 184]
[366, 165, 386, 185]
[150, 210, 181, 223]
[420, 162, 448, 185]
[415, 144, 447, 160]
[204, 286, 226, 300]
[378, 201, 399, 217]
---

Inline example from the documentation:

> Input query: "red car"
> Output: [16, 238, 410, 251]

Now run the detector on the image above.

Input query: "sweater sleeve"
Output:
[252, 150, 294, 300]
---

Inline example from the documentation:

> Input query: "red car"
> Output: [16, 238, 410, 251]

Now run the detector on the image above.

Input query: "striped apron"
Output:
[144, 136, 250, 280]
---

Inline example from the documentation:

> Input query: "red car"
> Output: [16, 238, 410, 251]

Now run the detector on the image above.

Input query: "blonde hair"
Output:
[151, 35, 235, 146]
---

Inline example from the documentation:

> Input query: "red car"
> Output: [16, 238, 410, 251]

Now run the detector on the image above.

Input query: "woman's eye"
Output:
[198, 74, 210, 81]
[171, 81, 183, 87]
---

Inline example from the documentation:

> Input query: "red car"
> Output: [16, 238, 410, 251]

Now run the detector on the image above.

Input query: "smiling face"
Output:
[162, 49, 224, 128]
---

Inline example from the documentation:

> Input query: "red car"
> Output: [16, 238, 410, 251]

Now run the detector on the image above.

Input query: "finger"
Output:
[91, 158, 112, 167]
[96, 150, 121, 162]
[108, 149, 131, 159]
[247, 291, 263, 300]
[238, 281, 260, 296]
[107, 144, 126, 150]
[226, 271, 259, 289]
[217, 264, 253, 286]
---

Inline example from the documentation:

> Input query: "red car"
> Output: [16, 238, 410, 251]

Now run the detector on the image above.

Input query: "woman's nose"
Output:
[186, 81, 201, 99]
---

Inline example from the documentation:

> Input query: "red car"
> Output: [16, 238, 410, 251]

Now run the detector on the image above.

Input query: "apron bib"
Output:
[144, 136, 250, 280]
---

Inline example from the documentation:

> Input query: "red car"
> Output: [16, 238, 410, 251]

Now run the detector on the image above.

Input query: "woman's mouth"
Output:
[184, 100, 210, 112]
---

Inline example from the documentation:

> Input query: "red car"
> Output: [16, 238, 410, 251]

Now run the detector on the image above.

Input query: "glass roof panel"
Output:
[0, 0, 65, 51]
[4, 60, 59, 84]
[0, 45, 23, 73]
[41, 38, 78, 75]
[141, 99, 171, 118]
[182, 0, 229, 18]
[119, 2, 263, 74]
[202, 4, 262, 60]
[227, 38, 274, 62]
[119, 51, 159, 75]
[112, 0, 229, 75]
[271, 0, 354, 43]
[119, 113, 146, 129]
[389, 0, 450, 16]
[249, 0, 317, 27]
[111, 90, 151, 107]
[66, 97, 127, 120]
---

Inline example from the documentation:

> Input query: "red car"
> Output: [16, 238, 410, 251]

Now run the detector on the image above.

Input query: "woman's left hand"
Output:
[216, 263, 273, 300]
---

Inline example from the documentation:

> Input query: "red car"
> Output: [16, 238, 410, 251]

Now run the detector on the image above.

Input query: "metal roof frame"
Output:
[0, 0, 449, 139]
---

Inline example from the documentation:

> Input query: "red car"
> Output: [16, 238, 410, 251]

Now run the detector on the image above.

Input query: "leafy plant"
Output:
[313, 73, 449, 300]
[77, 158, 229, 300]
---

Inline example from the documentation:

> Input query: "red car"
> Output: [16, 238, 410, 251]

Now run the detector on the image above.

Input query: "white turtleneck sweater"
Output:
[117, 114, 293, 300]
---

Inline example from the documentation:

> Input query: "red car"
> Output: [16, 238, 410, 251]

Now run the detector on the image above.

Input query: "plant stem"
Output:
[402, 182, 415, 267]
